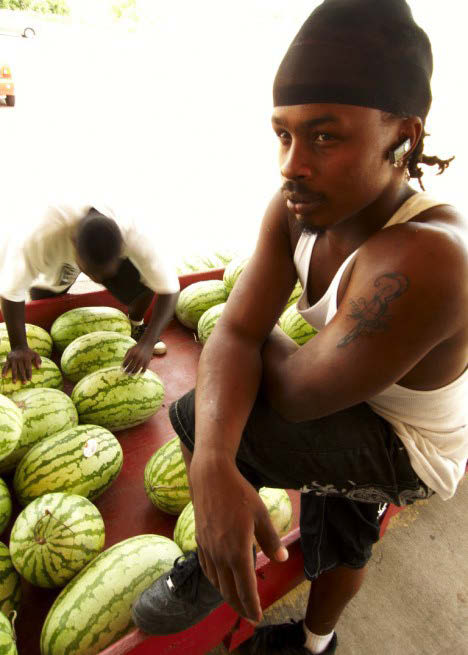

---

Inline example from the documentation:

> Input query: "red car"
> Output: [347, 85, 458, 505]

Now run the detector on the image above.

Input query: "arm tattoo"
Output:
[337, 272, 409, 347]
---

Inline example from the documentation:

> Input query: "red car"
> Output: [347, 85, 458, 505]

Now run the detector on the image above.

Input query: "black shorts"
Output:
[169, 389, 433, 580]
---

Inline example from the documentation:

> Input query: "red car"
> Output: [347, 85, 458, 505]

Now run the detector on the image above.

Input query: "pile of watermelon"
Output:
[0, 304, 172, 654]
[175, 255, 316, 347]
[0, 253, 297, 654]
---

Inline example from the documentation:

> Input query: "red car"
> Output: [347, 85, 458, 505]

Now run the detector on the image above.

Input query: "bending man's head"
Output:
[74, 208, 123, 283]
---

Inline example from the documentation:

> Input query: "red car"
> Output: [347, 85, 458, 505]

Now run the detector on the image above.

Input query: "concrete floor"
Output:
[210, 477, 468, 655]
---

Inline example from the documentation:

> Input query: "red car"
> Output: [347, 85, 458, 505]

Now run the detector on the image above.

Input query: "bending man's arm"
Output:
[1, 298, 42, 382]
[123, 291, 179, 374]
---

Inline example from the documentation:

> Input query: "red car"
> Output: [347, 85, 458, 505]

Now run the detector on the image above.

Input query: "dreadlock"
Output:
[383, 112, 454, 191]
[406, 134, 454, 191]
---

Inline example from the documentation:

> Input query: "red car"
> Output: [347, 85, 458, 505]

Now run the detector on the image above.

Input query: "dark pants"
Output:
[30, 258, 151, 306]
[169, 389, 433, 579]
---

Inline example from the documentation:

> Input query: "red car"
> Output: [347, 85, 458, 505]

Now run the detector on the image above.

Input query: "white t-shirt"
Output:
[0, 201, 180, 302]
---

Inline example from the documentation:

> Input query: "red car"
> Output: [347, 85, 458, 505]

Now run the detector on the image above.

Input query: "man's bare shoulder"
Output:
[361, 203, 467, 282]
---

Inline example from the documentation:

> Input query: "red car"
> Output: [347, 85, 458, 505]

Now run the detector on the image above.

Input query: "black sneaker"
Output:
[132, 551, 223, 635]
[130, 323, 147, 341]
[245, 619, 337, 655]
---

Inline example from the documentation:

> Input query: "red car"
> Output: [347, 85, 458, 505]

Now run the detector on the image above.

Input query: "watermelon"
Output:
[144, 437, 191, 515]
[284, 279, 303, 310]
[0, 395, 22, 462]
[50, 307, 131, 353]
[0, 610, 17, 655]
[279, 305, 318, 345]
[13, 424, 123, 507]
[0, 388, 78, 473]
[10, 492, 105, 589]
[197, 303, 226, 345]
[223, 257, 249, 295]
[0, 542, 21, 618]
[0, 357, 63, 397]
[61, 331, 136, 383]
[175, 280, 228, 330]
[0, 323, 53, 359]
[174, 487, 293, 554]
[0, 481, 12, 535]
[40, 534, 183, 655]
[175, 249, 237, 275]
[71, 366, 165, 432]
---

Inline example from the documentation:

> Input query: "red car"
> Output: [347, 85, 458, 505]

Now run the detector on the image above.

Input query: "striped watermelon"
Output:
[61, 331, 136, 383]
[284, 279, 303, 310]
[279, 305, 318, 345]
[0, 357, 63, 397]
[144, 437, 191, 515]
[197, 303, 226, 345]
[0, 323, 53, 359]
[174, 487, 293, 554]
[175, 280, 228, 330]
[175, 249, 237, 275]
[223, 257, 249, 295]
[10, 493, 105, 588]
[71, 366, 165, 432]
[50, 307, 131, 353]
[0, 481, 12, 535]
[40, 534, 183, 655]
[13, 424, 123, 507]
[0, 388, 78, 474]
[0, 611, 17, 655]
[0, 542, 21, 618]
[0, 396, 22, 462]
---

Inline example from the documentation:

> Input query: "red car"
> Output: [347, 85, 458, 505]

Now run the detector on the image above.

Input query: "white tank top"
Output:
[293, 192, 468, 500]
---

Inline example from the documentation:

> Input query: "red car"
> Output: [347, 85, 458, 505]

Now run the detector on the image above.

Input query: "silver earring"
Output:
[393, 159, 405, 168]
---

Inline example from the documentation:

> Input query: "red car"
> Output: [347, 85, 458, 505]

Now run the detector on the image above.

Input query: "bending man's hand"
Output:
[2, 347, 42, 383]
[122, 340, 154, 375]
[190, 456, 289, 622]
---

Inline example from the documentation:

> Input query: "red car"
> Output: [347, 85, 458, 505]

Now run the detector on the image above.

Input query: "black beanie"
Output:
[273, 0, 433, 120]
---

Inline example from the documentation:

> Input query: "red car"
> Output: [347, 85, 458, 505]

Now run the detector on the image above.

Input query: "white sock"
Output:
[129, 318, 144, 326]
[303, 623, 335, 654]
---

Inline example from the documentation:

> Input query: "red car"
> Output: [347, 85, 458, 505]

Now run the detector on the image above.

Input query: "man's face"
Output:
[74, 252, 122, 283]
[272, 103, 402, 233]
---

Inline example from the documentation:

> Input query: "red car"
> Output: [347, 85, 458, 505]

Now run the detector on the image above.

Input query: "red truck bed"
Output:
[0, 270, 404, 655]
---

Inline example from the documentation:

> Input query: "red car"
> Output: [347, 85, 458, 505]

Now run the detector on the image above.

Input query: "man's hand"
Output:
[190, 456, 289, 622]
[2, 347, 42, 383]
[122, 339, 154, 375]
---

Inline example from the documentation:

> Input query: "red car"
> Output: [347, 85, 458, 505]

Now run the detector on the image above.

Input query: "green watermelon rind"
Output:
[0, 481, 12, 536]
[0, 609, 17, 655]
[13, 424, 123, 507]
[0, 323, 53, 360]
[279, 305, 318, 346]
[197, 303, 226, 345]
[0, 541, 21, 619]
[0, 388, 79, 474]
[175, 281, 228, 330]
[71, 366, 165, 432]
[61, 331, 136, 383]
[144, 437, 191, 515]
[0, 395, 23, 462]
[222, 257, 250, 295]
[9, 493, 105, 589]
[40, 534, 182, 655]
[0, 358, 63, 397]
[50, 307, 131, 353]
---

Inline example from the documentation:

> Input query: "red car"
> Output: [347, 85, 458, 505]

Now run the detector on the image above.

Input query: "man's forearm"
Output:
[1, 298, 28, 350]
[141, 292, 179, 344]
[194, 327, 263, 462]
